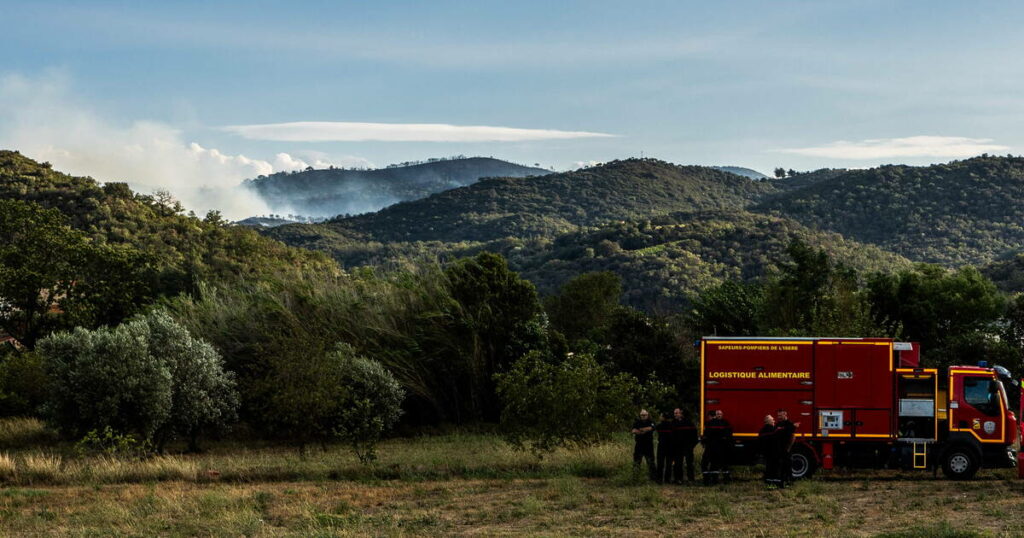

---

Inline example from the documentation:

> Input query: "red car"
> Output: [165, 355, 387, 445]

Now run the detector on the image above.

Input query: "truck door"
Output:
[950, 372, 1005, 443]
[814, 341, 893, 439]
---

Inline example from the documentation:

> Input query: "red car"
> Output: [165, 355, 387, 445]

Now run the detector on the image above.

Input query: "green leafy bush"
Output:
[331, 345, 405, 463]
[74, 426, 151, 460]
[37, 311, 238, 451]
[495, 351, 639, 457]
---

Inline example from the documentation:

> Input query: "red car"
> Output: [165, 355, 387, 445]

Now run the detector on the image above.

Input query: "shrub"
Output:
[37, 310, 238, 450]
[331, 345, 405, 463]
[257, 343, 405, 459]
[495, 351, 640, 457]
[143, 311, 238, 451]
[74, 427, 151, 460]
[39, 321, 172, 442]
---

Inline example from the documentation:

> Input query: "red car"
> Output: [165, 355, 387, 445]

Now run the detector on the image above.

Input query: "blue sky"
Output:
[1, 0, 1022, 215]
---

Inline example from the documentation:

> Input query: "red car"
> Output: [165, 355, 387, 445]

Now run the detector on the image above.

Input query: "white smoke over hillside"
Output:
[0, 73, 326, 220]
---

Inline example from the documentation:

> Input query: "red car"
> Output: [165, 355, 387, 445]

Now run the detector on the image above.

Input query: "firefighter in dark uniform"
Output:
[758, 414, 779, 486]
[672, 408, 698, 483]
[774, 408, 798, 487]
[702, 409, 733, 485]
[654, 411, 675, 483]
[631, 409, 656, 479]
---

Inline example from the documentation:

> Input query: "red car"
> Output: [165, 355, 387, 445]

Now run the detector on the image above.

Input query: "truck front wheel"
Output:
[791, 445, 818, 480]
[942, 446, 979, 480]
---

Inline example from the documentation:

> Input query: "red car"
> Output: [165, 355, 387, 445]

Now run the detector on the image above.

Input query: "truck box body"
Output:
[702, 337, 896, 441]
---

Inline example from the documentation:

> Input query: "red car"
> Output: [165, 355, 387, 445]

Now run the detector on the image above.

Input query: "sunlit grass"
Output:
[0, 418, 1017, 535]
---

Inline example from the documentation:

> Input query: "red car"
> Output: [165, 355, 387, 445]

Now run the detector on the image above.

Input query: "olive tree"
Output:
[39, 321, 172, 442]
[38, 310, 238, 451]
[143, 311, 239, 451]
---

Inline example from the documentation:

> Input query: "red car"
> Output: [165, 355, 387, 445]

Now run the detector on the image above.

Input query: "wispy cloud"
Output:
[31, 6, 735, 70]
[223, 121, 615, 143]
[777, 136, 1009, 159]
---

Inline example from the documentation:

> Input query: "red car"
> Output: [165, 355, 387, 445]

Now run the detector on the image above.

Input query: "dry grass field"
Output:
[0, 418, 1021, 536]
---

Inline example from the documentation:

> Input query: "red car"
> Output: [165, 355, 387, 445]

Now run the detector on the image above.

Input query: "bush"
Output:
[74, 427, 151, 460]
[331, 344, 405, 463]
[37, 310, 238, 450]
[39, 321, 172, 442]
[144, 311, 238, 451]
[495, 351, 640, 457]
[256, 343, 405, 459]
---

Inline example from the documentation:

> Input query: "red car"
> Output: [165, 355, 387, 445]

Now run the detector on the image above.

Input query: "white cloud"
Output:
[777, 136, 1010, 159]
[223, 121, 615, 143]
[573, 160, 603, 169]
[0, 73, 348, 219]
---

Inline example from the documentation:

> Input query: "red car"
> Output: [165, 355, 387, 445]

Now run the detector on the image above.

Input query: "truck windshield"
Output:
[997, 380, 1009, 411]
[963, 377, 1000, 416]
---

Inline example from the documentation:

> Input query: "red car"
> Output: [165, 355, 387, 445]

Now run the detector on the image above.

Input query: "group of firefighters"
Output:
[631, 408, 798, 488]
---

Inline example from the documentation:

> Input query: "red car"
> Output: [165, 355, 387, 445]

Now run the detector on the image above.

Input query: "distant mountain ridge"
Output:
[300, 158, 776, 243]
[244, 156, 549, 218]
[757, 155, 1024, 265]
[263, 154, 1024, 310]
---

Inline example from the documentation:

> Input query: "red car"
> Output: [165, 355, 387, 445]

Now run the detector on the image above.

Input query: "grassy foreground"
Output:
[0, 419, 1022, 536]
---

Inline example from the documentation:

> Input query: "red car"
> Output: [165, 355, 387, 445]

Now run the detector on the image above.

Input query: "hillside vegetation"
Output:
[509, 211, 911, 311]
[245, 157, 549, 218]
[0, 150, 334, 297]
[264, 159, 913, 311]
[291, 159, 775, 243]
[758, 155, 1024, 265]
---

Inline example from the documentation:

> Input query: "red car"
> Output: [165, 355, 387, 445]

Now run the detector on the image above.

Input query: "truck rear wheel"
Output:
[791, 445, 818, 480]
[942, 446, 979, 480]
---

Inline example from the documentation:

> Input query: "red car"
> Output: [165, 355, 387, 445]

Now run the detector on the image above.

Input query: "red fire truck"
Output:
[700, 337, 1020, 480]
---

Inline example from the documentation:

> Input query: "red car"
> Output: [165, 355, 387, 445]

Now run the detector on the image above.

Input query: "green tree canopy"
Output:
[495, 351, 639, 457]
[0, 199, 155, 348]
[867, 264, 1007, 370]
[544, 271, 622, 343]
[37, 310, 238, 449]
[442, 252, 546, 421]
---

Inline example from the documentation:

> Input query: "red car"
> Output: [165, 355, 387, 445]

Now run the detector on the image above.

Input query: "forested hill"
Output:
[245, 156, 550, 218]
[277, 158, 776, 244]
[265, 208, 910, 312]
[507, 210, 911, 311]
[0, 150, 334, 292]
[758, 155, 1024, 265]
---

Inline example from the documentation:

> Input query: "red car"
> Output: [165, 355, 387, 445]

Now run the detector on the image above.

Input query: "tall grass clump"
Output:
[0, 417, 58, 449]
[0, 452, 16, 481]
[19, 452, 62, 484]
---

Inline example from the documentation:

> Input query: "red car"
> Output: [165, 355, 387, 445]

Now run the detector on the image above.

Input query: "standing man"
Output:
[631, 409, 656, 479]
[702, 409, 733, 484]
[672, 408, 698, 484]
[774, 409, 798, 487]
[655, 411, 675, 483]
[758, 414, 778, 487]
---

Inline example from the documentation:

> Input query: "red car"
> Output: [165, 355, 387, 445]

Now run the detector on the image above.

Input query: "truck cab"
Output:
[939, 366, 1018, 478]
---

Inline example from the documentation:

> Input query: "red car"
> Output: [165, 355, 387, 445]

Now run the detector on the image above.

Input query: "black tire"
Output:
[942, 446, 980, 480]
[791, 445, 818, 480]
